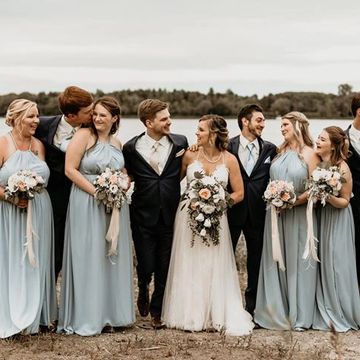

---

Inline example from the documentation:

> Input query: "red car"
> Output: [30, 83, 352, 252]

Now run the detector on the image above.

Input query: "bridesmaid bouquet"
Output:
[263, 180, 296, 272]
[181, 171, 233, 247]
[93, 168, 130, 257]
[307, 164, 345, 206]
[263, 180, 296, 211]
[93, 167, 130, 213]
[303, 164, 345, 263]
[5, 169, 45, 206]
[4, 169, 45, 267]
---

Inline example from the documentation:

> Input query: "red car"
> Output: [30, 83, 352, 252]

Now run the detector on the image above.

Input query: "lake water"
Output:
[0, 117, 352, 146]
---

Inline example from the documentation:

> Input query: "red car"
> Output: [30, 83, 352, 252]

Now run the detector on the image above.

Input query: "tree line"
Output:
[0, 84, 356, 119]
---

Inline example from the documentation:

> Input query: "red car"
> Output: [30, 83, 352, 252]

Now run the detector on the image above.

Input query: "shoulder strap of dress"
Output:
[9, 131, 18, 150]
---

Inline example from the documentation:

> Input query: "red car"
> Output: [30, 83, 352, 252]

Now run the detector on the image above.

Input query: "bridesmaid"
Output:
[313, 126, 360, 332]
[58, 96, 135, 336]
[0, 99, 56, 338]
[254, 111, 319, 330]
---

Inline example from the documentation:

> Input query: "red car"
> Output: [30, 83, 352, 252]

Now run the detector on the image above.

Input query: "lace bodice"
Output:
[186, 160, 229, 186]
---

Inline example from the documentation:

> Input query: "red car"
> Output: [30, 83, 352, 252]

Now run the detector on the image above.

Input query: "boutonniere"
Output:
[175, 149, 185, 157]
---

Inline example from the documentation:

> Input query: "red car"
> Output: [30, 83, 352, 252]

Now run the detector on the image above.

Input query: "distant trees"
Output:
[0, 85, 357, 119]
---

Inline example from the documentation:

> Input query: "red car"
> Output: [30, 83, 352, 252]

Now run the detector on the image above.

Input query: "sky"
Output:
[1, 0, 359, 96]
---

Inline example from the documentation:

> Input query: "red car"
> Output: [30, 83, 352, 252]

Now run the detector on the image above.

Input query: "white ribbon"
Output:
[24, 200, 38, 267]
[271, 205, 285, 271]
[303, 198, 320, 263]
[105, 207, 120, 257]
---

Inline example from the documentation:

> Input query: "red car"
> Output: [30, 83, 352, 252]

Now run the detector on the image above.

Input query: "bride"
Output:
[162, 114, 254, 336]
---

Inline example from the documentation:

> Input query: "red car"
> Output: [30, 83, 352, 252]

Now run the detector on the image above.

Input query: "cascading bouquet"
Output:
[4, 169, 46, 267]
[263, 180, 297, 271]
[181, 171, 234, 247]
[94, 168, 130, 256]
[304, 163, 346, 263]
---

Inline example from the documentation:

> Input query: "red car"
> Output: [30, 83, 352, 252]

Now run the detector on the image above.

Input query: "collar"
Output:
[61, 115, 79, 132]
[239, 136, 259, 150]
[350, 124, 360, 140]
[144, 131, 169, 147]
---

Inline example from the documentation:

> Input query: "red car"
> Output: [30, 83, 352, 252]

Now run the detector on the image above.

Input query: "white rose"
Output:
[25, 177, 37, 188]
[109, 184, 119, 194]
[311, 170, 321, 182]
[204, 218, 211, 228]
[272, 198, 284, 208]
[195, 213, 204, 222]
[202, 177, 216, 186]
[200, 228, 207, 237]
[188, 190, 197, 199]
[333, 172, 341, 180]
[203, 204, 215, 214]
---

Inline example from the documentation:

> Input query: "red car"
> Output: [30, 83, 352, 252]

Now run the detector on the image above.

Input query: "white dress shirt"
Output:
[135, 132, 173, 174]
[53, 115, 78, 150]
[238, 136, 260, 169]
[349, 125, 360, 156]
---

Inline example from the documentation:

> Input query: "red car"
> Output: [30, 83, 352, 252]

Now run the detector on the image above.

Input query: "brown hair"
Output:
[278, 111, 313, 154]
[351, 92, 360, 117]
[5, 99, 37, 128]
[138, 99, 168, 125]
[199, 114, 229, 151]
[324, 126, 349, 165]
[58, 86, 93, 116]
[237, 104, 264, 130]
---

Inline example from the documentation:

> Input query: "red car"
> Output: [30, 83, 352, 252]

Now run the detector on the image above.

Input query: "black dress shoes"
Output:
[137, 287, 150, 317]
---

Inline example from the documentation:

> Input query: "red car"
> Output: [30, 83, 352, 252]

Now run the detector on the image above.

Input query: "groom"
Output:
[345, 92, 360, 286]
[227, 104, 277, 316]
[35, 86, 93, 279]
[123, 99, 188, 328]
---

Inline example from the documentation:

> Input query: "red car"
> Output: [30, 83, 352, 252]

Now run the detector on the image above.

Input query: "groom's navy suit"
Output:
[227, 135, 277, 315]
[345, 125, 360, 285]
[123, 132, 188, 318]
[35, 116, 72, 278]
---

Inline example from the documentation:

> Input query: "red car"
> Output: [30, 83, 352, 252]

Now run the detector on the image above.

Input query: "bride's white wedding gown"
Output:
[162, 160, 254, 336]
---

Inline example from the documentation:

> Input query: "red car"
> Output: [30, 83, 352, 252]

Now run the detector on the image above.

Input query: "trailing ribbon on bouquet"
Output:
[271, 205, 285, 271]
[303, 198, 320, 263]
[24, 200, 38, 267]
[105, 207, 120, 257]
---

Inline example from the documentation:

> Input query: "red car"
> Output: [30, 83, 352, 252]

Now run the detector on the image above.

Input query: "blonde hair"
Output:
[278, 111, 313, 154]
[5, 99, 37, 128]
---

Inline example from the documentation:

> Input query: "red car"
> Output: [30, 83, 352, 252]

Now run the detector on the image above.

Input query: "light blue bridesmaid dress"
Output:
[254, 150, 318, 330]
[313, 202, 360, 332]
[58, 142, 135, 336]
[0, 137, 56, 338]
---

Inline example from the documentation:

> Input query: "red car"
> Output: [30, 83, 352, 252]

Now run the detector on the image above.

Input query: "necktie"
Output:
[59, 128, 76, 152]
[246, 142, 256, 175]
[149, 142, 161, 174]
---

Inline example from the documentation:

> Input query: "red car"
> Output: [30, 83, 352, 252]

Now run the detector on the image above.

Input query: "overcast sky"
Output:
[1, 0, 359, 96]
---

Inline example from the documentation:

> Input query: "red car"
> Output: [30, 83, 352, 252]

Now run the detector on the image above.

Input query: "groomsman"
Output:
[123, 99, 188, 328]
[227, 104, 277, 316]
[35, 86, 93, 279]
[345, 93, 360, 285]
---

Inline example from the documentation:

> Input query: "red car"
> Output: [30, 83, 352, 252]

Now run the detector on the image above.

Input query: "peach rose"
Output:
[280, 192, 291, 202]
[198, 188, 211, 200]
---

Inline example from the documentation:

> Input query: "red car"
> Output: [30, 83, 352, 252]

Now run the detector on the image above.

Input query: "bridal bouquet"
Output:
[263, 180, 296, 272]
[181, 171, 233, 247]
[93, 168, 130, 257]
[4, 169, 45, 267]
[5, 169, 45, 205]
[307, 164, 345, 206]
[94, 168, 130, 213]
[303, 164, 345, 263]
[263, 180, 296, 211]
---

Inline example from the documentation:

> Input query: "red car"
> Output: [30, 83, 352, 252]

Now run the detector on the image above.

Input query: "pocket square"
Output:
[264, 156, 271, 164]
[175, 149, 185, 157]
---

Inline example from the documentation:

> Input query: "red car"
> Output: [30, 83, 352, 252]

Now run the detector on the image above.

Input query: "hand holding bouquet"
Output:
[307, 164, 345, 206]
[5, 169, 45, 208]
[4, 169, 45, 267]
[93, 168, 131, 257]
[94, 168, 130, 213]
[181, 171, 233, 247]
[263, 180, 296, 211]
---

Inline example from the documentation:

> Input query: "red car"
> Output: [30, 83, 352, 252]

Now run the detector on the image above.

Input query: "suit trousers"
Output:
[131, 212, 174, 317]
[230, 217, 265, 316]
